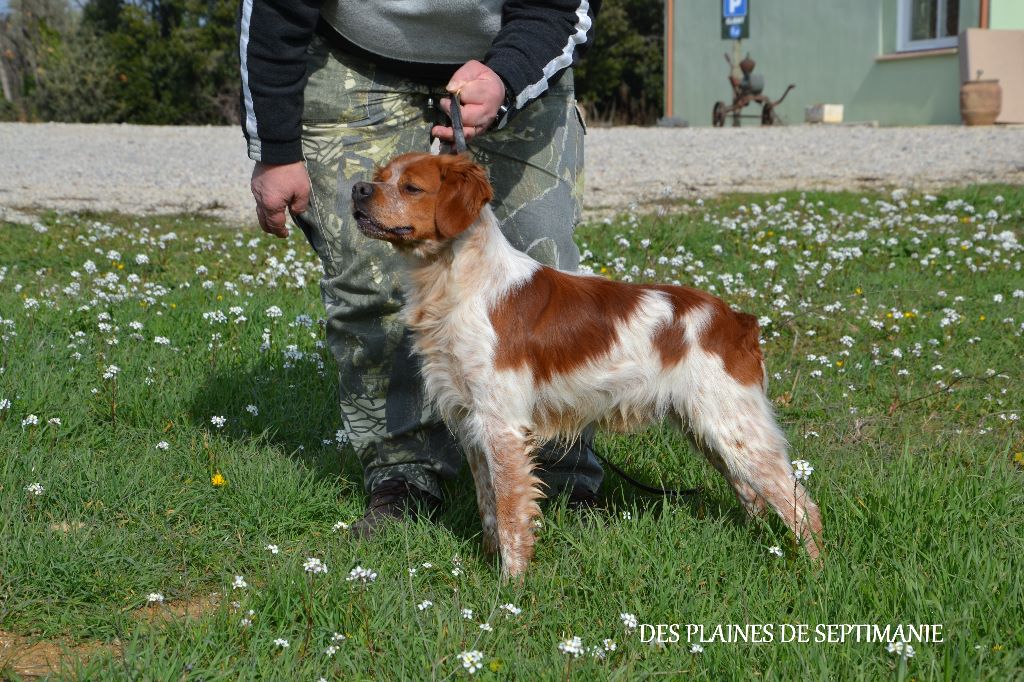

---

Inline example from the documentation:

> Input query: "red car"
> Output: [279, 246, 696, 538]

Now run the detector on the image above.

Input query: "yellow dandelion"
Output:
[216, 294, 223, 301]
[211, 472, 227, 487]
[117, 263, 125, 270]
[903, 311, 915, 318]
[170, 303, 177, 309]
[854, 287, 863, 295]
[835, 360, 844, 367]
[1012, 452, 1023, 466]
[488, 659, 505, 673]
[979, 315, 986, 321]
[961, 244, 969, 250]
[600, 266, 608, 274]
[886, 312, 894, 319]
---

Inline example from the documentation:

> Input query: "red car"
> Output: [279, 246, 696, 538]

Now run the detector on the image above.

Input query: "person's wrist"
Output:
[492, 78, 515, 130]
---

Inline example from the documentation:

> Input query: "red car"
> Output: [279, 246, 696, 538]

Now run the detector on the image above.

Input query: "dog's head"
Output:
[351, 153, 493, 249]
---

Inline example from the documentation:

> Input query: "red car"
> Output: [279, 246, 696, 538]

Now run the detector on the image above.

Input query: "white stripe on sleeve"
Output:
[514, 0, 591, 110]
[239, 0, 261, 158]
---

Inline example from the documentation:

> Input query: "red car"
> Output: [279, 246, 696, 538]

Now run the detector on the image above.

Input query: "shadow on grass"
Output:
[186, 354, 361, 485]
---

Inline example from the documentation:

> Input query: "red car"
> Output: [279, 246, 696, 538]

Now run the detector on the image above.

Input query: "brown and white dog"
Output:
[352, 153, 823, 577]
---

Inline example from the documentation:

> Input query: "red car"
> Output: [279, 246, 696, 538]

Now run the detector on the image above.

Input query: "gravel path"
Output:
[1, 122, 1022, 224]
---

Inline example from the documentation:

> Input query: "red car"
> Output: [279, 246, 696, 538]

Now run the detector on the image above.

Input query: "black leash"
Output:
[448, 93, 468, 154]
[591, 449, 701, 498]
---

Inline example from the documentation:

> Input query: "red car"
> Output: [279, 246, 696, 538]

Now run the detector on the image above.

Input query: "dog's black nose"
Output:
[352, 182, 374, 201]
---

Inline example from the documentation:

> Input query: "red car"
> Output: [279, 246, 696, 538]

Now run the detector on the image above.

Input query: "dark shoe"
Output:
[350, 479, 443, 540]
[565, 486, 600, 512]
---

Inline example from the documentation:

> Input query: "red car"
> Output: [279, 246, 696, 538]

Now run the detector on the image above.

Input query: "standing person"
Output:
[239, 0, 604, 536]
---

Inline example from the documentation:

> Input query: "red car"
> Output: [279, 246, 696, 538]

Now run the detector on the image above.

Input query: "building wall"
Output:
[670, 0, 981, 126]
[990, 0, 1024, 30]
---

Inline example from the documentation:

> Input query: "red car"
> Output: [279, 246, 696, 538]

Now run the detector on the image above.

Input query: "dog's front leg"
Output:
[467, 420, 542, 578]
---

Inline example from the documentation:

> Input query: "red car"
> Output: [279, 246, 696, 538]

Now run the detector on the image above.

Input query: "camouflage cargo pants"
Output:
[294, 32, 603, 501]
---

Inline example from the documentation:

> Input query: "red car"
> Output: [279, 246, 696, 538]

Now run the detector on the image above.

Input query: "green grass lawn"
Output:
[1, 186, 1022, 680]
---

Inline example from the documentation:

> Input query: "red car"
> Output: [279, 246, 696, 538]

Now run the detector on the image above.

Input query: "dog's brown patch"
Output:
[700, 309, 764, 386]
[490, 268, 644, 383]
[644, 284, 763, 385]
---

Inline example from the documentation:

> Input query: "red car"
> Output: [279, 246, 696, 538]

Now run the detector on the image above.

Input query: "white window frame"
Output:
[896, 0, 959, 52]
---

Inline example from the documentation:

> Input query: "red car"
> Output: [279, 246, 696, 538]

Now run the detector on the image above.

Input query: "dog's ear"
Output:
[435, 154, 493, 239]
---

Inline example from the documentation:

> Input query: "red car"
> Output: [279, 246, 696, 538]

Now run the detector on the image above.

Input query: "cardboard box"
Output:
[805, 104, 844, 124]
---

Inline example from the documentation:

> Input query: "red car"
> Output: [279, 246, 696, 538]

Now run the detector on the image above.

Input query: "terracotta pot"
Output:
[960, 79, 1002, 126]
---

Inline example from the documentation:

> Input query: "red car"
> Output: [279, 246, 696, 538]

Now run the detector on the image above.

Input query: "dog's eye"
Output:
[404, 184, 423, 194]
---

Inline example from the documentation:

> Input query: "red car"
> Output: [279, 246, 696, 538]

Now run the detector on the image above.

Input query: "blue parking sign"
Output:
[723, 0, 747, 18]
[721, 0, 749, 39]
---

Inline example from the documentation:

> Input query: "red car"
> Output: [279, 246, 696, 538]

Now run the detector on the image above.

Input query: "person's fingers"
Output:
[290, 185, 310, 215]
[432, 123, 490, 142]
[436, 98, 495, 139]
[261, 203, 290, 238]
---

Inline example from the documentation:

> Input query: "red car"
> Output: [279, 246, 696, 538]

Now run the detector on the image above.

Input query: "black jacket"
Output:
[238, 0, 600, 164]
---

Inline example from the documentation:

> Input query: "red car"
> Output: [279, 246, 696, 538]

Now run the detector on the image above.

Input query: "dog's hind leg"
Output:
[681, 383, 823, 559]
[465, 446, 499, 555]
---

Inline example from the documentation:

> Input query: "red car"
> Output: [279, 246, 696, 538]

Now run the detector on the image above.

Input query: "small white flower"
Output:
[451, 567, 463, 577]
[265, 305, 283, 319]
[22, 414, 40, 428]
[603, 638, 617, 651]
[331, 632, 346, 642]
[499, 603, 522, 616]
[265, 544, 279, 554]
[458, 650, 484, 674]
[0, 398, 10, 410]
[690, 643, 704, 654]
[102, 365, 120, 380]
[558, 636, 584, 658]
[154, 336, 171, 346]
[134, 253, 150, 265]
[273, 638, 289, 649]
[210, 415, 227, 429]
[621, 511, 632, 520]
[408, 567, 417, 576]
[245, 404, 259, 416]
[25, 482, 44, 496]
[886, 641, 915, 659]
[479, 623, 492, 632]
[324, 644, 338, 657]
[620, 613, 639, 630]
[147, 592, 165, 604]
[232, 575, 248, 590]
[346, 565, 377, 584]
[462, 608, 475, 620]
[417, 600, 433, 611]
[792, 460, 814, 481]
[303, 557, 328, 575]
[331, 521, 350, 532]
[240, 617, 253, 627]
[768, 546, 784, 557]
[47, 417, 61, 427]
[155, 441, 169, 451]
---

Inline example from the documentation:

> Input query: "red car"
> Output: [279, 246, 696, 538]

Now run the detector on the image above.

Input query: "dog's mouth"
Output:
[353, 210, 414, 240]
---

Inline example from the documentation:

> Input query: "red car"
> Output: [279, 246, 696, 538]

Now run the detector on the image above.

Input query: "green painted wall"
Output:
[990, 0, 1024, 29]
[671, 0, 980, 126]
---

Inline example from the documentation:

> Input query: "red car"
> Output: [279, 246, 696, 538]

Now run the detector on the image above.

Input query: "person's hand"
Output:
[250, 161, 310, 238]
[432, 60, 506, 143]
